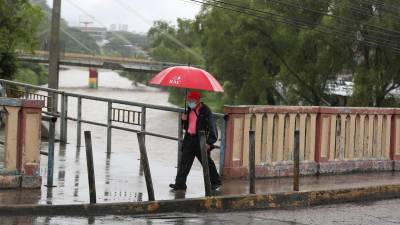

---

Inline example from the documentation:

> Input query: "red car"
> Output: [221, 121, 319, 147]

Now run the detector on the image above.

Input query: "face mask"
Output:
[188, 101, 197, 109]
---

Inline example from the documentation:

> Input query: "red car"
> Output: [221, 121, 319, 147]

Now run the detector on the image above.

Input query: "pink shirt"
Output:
[188, 107, 199, 135]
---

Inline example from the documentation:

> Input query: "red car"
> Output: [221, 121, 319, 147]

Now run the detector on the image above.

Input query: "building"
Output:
[110, 24, 117, 31]
[110, 24, 129, 32]
[74, 26, 107, 42]
[118, 24, 128, 32]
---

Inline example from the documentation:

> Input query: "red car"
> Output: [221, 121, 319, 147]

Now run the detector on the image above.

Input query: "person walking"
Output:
[169, 91, 222, 190]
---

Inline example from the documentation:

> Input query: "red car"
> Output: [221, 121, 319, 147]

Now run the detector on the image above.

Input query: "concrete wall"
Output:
[0, 98, 44, 188]
[223, 106, 400, 178]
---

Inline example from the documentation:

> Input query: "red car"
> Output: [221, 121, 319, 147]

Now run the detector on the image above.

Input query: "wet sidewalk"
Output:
[0, 135, 399, 206]
[0, 137, 399, 205]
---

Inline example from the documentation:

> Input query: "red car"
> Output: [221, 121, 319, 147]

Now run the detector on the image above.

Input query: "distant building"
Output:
[74, 26, 107, 42]
[109, 24, 129, 32]
[119, 24, 128, 32]
[110, 24, 117, 31]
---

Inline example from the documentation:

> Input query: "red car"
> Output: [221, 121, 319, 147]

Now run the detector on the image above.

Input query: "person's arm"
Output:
[206, 108, 218, 146]
[181, 108, 190, 130]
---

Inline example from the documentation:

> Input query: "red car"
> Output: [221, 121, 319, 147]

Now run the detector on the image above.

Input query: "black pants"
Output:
[175, 134, 221, 186]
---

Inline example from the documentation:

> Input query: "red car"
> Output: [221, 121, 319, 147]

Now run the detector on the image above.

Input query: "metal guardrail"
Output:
[0, 79, 227, 173]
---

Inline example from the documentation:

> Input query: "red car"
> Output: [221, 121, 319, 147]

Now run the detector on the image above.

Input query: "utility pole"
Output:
[48, 0, 62, 112]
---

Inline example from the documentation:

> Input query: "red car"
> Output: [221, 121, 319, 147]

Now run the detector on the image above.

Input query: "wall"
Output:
[223, 106, 400, 178]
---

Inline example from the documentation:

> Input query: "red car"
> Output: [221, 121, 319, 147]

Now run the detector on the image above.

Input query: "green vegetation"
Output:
[0, 0, 43, 80]
[119, 71, 152, 86]
[104, 31, 148, 58]
[146, 0, 400, 110]
[5, 0, 400, 111]
[31, 0, 100, 55]
[15, 62, 48, 85]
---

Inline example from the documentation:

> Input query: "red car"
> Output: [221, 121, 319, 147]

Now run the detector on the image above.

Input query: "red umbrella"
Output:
[149, 66, 224, 92]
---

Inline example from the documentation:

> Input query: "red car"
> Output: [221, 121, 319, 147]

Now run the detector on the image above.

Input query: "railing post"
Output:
[249, 130, 256, 194]
[60, 93, 68, 143]
[46, 117, 57, 187]
[141, 107, 146, 139]
[1, 82, 6, 97]
[177, 112, 183, 171]
[84, 131, 97, 204]
[24, 87, 29, 99]
[199, 131, 212, 196]
[293, 130, 300, 191]
[139, 107, 146, 164]
[107, 101, 112, 154]
[76, 97, 82, 147]
[137, 132, 155, 201]
[219, 115, 227, 176]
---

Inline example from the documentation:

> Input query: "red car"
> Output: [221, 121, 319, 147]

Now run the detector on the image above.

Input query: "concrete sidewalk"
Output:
[0, 152, 399, 205]
[0, 134, 399, 205]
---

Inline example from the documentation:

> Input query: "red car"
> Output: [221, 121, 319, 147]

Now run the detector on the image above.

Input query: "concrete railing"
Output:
[223, 106, 400, 178]
[0, 98, 44, 188]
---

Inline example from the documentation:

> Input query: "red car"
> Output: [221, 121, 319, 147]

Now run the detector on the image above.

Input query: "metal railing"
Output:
[0, 79, 227, 173]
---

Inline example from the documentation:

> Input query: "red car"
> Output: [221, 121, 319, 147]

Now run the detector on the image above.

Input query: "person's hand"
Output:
[206, 143, 211, 151]
[181, 113, 188, 121]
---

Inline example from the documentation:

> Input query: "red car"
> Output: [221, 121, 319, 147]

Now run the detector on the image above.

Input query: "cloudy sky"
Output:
[46, 0, 201, 33]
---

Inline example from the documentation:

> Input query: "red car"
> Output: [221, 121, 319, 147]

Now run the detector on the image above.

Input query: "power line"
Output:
[113, 0, 206, 63]
[209, 0, 400, 49]
[185, 0, 400, 53]
[40, 9, 98, 55]
[263, 0, 400, 49]
[60, 27, 96, 55]
[334, 0, 400, 21]
[64, 0, 135, 52]
[267, 0, 400, 39]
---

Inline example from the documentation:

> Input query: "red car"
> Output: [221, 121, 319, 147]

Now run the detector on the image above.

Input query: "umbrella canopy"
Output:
[149, 66, 224, 92]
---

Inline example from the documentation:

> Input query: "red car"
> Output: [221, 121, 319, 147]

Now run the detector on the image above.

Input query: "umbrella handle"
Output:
[184, 89, 187, 114]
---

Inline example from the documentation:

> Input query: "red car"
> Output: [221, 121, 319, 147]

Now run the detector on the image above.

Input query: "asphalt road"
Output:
[2, 198, 400, 225]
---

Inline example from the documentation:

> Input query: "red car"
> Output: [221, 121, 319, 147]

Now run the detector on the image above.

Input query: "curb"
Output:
[0, 184, 399, 216]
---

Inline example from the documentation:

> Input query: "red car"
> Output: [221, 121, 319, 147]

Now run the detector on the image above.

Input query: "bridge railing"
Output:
[0, 79, 226, 173]
[223, 105, 400, 178]
[17, 50, 190, 72]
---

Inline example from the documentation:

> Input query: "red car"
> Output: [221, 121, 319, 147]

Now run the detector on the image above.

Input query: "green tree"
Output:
[146, 0, 400, 108]
[31, 0, 100, 55]
[0, 0, 43, 79]
[103, 31, 147, 58]
[338, 1, 400, 107]
[147, 20, 203, 65]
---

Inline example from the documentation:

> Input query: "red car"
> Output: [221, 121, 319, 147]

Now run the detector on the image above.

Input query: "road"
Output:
[1, 198, 399, 224]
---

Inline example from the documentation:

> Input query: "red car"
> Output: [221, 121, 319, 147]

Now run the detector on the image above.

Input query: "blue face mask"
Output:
[188, 101, 197, 109]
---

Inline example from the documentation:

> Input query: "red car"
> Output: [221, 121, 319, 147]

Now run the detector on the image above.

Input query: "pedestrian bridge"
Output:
[17, 50, 184, 73]
[1, 78, 400, 182]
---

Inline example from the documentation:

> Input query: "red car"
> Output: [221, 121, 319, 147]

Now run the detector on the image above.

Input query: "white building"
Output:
[74, 26, 107, 42]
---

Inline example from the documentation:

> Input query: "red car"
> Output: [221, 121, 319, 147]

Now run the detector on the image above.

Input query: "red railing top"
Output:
[224, 105, 400, 115]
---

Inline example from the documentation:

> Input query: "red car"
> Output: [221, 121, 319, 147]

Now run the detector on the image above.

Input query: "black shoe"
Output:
[169, 183, 187, 190]
[211, 183, 221, 190]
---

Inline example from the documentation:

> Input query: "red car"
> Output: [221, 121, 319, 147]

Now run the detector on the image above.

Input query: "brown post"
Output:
[84, 131, 97, 204]
[48, 0, 61, 111]
[314, 112, 323, 163]
[249, 130, 256, 194]
[199, 131, 211, 196]
[137, 132, 155, 201]
[293, 130, 300, 191]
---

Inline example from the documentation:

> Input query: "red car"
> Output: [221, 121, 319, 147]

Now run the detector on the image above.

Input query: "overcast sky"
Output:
[46, 0, 201, 33]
